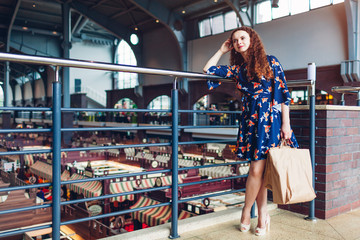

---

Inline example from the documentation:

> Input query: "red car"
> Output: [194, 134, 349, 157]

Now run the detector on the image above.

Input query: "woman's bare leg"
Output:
[255, 179, 268, 228]
[240, 159, 266, 225]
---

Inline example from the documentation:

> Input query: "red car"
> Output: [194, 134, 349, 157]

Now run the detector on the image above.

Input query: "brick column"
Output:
[279, 107, 360, 219]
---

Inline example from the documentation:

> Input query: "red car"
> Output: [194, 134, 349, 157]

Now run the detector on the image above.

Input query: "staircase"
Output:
[72, 86, 106, 107]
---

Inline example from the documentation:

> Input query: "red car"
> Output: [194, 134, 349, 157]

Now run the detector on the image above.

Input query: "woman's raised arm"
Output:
[203, 39, 233, 73]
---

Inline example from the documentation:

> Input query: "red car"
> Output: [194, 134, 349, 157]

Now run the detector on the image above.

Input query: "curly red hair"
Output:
[229, 26, 273, 81]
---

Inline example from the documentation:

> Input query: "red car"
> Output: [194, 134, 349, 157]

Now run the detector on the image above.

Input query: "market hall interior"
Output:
[0, 0, 359, 239]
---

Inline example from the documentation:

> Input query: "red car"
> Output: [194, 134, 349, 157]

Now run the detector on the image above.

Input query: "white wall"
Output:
[69, 41, 113, 98]
[188, 3, 347, 72]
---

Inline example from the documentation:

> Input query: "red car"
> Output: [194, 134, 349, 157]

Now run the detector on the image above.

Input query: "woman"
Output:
[203, 26, 298, 236]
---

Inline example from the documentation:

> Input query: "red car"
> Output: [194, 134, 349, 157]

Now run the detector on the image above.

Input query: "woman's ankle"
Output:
[241, 208, 251, 223]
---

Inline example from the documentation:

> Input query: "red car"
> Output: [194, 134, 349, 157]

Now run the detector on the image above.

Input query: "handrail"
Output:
[331, 86, 360, 93]
[331, 86, 360, 106]
[0, 53, 315, 88]
[0, 52, 222, 80]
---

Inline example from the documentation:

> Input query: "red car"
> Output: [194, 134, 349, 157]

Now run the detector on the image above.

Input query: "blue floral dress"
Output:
[207, 55, 298, 161]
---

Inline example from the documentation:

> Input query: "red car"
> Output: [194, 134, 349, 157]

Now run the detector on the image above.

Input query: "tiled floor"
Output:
[157, 208, 360, 240]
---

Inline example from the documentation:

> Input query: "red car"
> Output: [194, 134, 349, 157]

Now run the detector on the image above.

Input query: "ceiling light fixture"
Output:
[156, 19, 159, 23]
[22, 26, 28, 30]
[52, 31, 57, 35]
[182, 10, 186, 14]
[134, 27, 138, 31]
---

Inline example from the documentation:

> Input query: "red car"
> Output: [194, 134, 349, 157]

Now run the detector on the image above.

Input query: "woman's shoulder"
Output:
[266, 55, 281, 67]
[266, 55, 279, 62]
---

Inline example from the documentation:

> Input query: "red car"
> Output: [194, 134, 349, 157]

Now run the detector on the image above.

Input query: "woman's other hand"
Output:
[280, 123, 292, 140]
[280, 103, 291, 140]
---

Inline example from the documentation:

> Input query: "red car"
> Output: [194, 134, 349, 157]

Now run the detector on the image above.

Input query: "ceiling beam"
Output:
[184, 3, 230, 20]
[118, 0, 138, 31]
[224, 0, 245, 26]
[110, 5, 137, 20]
[173, 0, 206, 12]
[69, 1, 135, 41]
[90, 0, 111, 10]
[129, 0, 183, 27]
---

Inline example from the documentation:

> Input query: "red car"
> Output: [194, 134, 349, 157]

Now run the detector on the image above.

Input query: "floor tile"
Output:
[348, 208, 360, 218]
[270, 210, 343, 239]
[153, 208, 360, 240]
[327, 212, 360, 240]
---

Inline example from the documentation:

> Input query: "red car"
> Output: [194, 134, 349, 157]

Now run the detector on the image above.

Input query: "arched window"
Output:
[148, 95, 171, 110]
[115, 40, 138, 89]
[114, 98, 137, 109]
[113, 98, 138, 123]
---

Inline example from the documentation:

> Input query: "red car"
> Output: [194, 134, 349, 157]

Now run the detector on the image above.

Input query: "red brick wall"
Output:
[279, 108, 360, 219]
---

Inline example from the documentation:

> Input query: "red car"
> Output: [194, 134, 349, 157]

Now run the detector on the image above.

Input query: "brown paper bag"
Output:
[263, 142, 316, 204]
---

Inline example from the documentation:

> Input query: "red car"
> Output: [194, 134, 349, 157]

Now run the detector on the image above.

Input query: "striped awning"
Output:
[138, 178, 156, 188]
[67, 173, 102, 198]
[109, 181, 136, 202]
[24, 154, 34, 166]
[140, 205, 171, 227]
[29, 162, 71, 182]
[130, 196, 158, 211]
[130, 197, 194, 227]
[130, 196, 164, 227]
[30, 161, 52, 181]
[61, 170, 70, 181]
[160, 174, 187, 186]
[179, 210, 195, 220]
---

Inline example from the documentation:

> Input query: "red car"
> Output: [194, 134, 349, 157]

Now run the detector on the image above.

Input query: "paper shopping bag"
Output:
[263, 142, 316, 204]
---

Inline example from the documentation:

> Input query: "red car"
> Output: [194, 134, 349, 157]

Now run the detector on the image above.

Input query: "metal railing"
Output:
[0, 52, 317, 239]
[331, 86, 360, 106]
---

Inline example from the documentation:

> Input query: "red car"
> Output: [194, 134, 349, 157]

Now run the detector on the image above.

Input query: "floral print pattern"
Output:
[207, 55, 298, 161]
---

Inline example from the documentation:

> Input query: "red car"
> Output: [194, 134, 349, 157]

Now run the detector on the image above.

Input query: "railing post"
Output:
[52, 66, 62, 238]
[307, 63, 316, 221]
[170, 78, 180, 239]
[340, 93, 345, 106]
[357, 91, 360, 106]
[250, 204, 256, 218]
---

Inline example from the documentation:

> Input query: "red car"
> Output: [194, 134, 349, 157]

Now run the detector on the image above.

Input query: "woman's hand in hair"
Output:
[220, 38, 233, 54]
[203, 38, 233, 73]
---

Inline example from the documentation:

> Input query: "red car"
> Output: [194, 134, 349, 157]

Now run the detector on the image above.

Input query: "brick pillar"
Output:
[280, 108, 360, 219]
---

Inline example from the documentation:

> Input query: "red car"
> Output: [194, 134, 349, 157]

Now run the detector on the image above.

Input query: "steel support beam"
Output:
[4, 0, 21, 107]
[69, 1, 138, 52]
[224, 0, 245, 26]
[62, 2, 71, 108]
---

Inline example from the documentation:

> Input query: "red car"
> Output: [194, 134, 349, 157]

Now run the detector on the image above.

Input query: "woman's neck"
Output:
[241, 52, 249, 64]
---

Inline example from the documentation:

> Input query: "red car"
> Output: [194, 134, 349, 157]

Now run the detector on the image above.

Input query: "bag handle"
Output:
[279, 139, 291, 148]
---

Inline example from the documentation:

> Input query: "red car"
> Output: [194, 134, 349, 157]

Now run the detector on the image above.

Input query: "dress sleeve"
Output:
[269, 56, 291, 106]
[206, 65, 238, 90]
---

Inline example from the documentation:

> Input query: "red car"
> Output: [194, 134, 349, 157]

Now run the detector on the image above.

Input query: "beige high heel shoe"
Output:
[255, 215, 270, 236]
